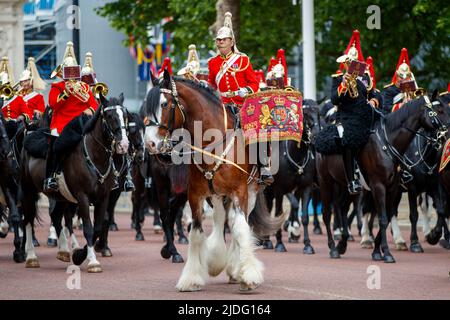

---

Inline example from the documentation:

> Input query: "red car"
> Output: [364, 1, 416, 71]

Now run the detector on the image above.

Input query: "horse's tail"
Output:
[19, 150, 42, 226]
[248, 189, 287, 238]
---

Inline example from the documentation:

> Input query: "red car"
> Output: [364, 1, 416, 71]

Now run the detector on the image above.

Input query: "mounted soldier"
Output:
[382, 48, 424, 113]
[207, 12, 273, 184]
[43, 42, 99, 192]
[18, 57, 46, 118]
[0, 56, 31, 137]
[177, 44, 201, 81]
[316, 30, 381, 194]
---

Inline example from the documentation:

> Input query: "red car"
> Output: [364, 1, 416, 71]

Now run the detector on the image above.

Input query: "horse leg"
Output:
[95, 200, 113, 257]
[332, 200, 342, 241]
[206, 195, 228, 275]
[261, 189, 274, 249]
[418, 193, 432, 237]
[337, 197, 350, 255]
[301, 187, 315, 254]
[51, 202, 70, 263]
[360, 212, 374, 249]
[176, 195, 207, 292]
[65, 204, 80, 250]
[3, 186, 24, 263]
[274, 194, 286, 252]
[408, 188, 423, 253]
[107, 188, 120, 231]
[153, 209, 162, 234]
[390, 191, 407, 250]
[176, 205, 188, 244]
[166, 195, 186, 263]
[312, 190, 323, 235]
[22, 183, 40, 268]
[371, 185, 395, 263]
[321, 183, 339, 258]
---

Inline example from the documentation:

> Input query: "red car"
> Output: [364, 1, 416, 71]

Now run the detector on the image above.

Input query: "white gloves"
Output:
[238, 87, 248, 98]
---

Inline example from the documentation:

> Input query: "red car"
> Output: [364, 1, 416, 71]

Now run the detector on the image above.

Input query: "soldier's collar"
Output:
[220, 51, 234, 59]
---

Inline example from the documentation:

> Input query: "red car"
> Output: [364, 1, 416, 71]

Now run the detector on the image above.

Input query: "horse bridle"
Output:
[146, 78, 186, 153]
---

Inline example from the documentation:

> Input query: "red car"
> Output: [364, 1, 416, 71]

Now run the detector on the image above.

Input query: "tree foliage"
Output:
[96, 0, 449, 91]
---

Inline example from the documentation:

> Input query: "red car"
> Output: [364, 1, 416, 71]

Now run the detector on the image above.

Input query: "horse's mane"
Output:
[128, 111, 145, 131]
[143, 86, 161, 117]
[384, 96, 424, 132]
[173, 77, 221, 105]
[83, 102, 103, 134]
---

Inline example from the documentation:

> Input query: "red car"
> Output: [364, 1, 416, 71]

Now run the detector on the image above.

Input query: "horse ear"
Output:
[99, 93, 108, 108]
[431, 89, 438, 101]
[163, 69, 171, 88]
[118, 93, 125, 105]
[150, 70, 158, 87]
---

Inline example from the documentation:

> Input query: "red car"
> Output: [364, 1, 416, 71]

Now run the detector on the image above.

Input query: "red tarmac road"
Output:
[0, 211, 449, 300]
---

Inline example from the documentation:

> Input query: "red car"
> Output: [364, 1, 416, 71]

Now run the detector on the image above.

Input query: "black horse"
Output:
[259, 99, 321, 254]
[316, 96, 449, 262]
[93, 111, 146, 257]
[20, 94, 130, 272]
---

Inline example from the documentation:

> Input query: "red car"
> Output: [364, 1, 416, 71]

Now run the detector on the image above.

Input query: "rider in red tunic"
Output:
[19, 57, 47, 118]
[207, 12, 272, 185]
[0, 56, 31, 124]
[43, 42, 99, 192]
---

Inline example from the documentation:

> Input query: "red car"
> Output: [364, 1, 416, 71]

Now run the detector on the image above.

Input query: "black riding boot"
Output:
[343, 148, 362, 195]
[257, 141, 274, 185]
[43, 136, 59, 192]
[124, 157, 135, 192]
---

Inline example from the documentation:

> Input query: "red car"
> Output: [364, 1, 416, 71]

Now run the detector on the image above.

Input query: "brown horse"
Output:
[20, 94, 129, 272]
[143, 70, 284, 292]
[316, 95, 449, 263]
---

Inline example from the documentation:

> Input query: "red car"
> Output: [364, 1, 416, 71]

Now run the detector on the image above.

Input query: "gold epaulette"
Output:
[439, 91, 449, 96]
[383, 83, 394, 89]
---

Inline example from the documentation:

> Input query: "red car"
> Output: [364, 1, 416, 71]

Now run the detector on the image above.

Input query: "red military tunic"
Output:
[208, 51, 259, 107]
[22, 91, 46, 115]
[1, 95, 31, 121]
[49, 80, 98, 134]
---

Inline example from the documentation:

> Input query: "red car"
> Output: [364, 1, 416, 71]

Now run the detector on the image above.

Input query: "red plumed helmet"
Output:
[158, 57, 173, 77]
[391, 48, 411, 84]
[338, 29, 365, 72]
[366, 56, 376, 89]
[276, 48, 288, 85]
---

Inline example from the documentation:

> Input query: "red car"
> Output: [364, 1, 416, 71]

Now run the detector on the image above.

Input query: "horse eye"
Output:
[161, 102, 168, 109]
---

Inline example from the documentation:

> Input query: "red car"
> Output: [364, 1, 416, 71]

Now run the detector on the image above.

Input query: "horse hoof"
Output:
[347, 235, 355, 242]
[329, 250, 340, 259]
[94, 240, 102, 253]
[109, 223, 119, 232]
[337, 242, 347, 255]
[25, 258, 40, 268]
[47, 238, 57, 247]
[87, 263, 103, 273]
[161, 246, 171, 259]
[178, 236, 189, 245]
[288, 237, 299, 243]
[72, 248, 87, 266]
[177, 284, 202, 292]
[102, 248, 113, 257]
[361, 240, 374, 249]
[13, 251, 25, 263]
[135, 232, 145, 241]
[383, 254, 396, 263]
[372, 252, 383, 261]
[33, 238, 40, 247]
[303, 245, 315, 254]
[172, 254, 184, 263]
[57, 251, 71, 262]
[313, 227, 322, 235]
[395, 242, 408, 251]
[425, 230, 441, 245]
[439, 239, 450, 250]
[239, 282, 260, 292]
[410, 242, 424, 253]
[262, 240, 273, 250]
[274, 243, 287, 252]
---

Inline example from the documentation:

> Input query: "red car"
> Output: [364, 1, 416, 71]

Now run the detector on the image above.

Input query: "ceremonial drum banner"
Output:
[241, 89, 303, 145]
[439, 138, 450, 172]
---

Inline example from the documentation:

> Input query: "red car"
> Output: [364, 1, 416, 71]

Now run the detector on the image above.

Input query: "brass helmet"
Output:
[19, 57, 47, 91]
[177, 44, 200, 77]
[396, 60, 412, 80]
[51, 41, 79, 78]
[272, 61, 285, 78]
[82, 52, 95, 76]
[336, 44, 359, 63]
[216, 12, 239, 52]
[0, 56, 14, 85]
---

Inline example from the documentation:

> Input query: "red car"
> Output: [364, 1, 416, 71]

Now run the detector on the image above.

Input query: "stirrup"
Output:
[347, 180, 362, 195]
[124, 178, 135, 192]
[43, 178, 59, 192]
[144, 177, 152, 189]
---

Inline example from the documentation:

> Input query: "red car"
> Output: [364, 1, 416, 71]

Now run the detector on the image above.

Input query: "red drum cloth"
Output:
[240, 89, 303, 145]
[439, 138, 450, 172]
